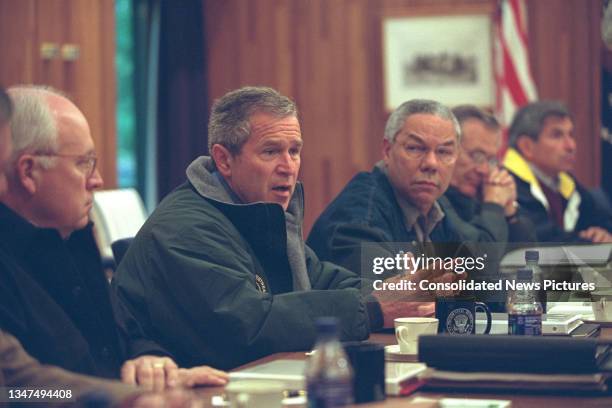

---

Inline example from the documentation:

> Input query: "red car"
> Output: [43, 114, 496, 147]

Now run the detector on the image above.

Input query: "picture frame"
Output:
[382, 13, 493, 111]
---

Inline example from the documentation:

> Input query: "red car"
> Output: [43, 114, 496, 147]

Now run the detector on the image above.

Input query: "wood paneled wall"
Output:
[206, 0, 377, 231]
[204, 0, 603, 233]
[527, 0, 603, 187]
[0, 0, 117, 187]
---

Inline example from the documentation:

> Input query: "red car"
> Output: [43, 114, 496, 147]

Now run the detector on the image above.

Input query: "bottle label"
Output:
[508, 313, 542, 335]
[307, 378, 353, 408]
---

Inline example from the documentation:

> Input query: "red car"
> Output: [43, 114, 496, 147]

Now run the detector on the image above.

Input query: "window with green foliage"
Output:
[115, 0, 136, 188]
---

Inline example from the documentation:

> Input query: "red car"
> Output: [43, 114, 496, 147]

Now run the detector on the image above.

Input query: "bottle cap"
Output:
[525, 250, 539, 262]
[315, 317, 339, 335]
[516, 268, 533, 281]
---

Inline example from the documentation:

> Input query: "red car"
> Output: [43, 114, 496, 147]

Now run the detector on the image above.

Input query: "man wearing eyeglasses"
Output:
[308, 99, 494, 274]
[0, 86, 227, 390]
[445, 105, 536, 244]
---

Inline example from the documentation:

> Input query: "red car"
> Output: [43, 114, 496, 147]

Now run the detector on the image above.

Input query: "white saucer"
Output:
[384, 344, 418, 362]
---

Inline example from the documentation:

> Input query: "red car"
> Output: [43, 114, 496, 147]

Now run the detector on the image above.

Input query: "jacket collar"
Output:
[374, 162, 445, 239]
[0, 203, 38, 257]
[0, 203, 77, 258]
[186, 155, 305, 224]
[503, 147, 576, 200]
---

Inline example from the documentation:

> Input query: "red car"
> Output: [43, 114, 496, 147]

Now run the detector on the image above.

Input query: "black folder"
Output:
[418, 335, 611, 374]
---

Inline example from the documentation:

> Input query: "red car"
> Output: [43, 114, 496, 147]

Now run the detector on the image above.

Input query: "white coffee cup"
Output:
[225, 380, 285, 408]
[394, 317, 438, 354]
[591, 289, 612, 321]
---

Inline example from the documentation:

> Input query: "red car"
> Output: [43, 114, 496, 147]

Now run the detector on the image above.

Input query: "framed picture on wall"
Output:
[382, 14, 493, 111]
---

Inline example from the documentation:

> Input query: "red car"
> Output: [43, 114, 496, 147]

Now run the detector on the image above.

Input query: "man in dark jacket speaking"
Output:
[112, 87, 450, 370]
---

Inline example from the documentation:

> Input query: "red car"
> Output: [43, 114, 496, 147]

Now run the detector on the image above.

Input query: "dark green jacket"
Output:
[112, 157, 373, 370]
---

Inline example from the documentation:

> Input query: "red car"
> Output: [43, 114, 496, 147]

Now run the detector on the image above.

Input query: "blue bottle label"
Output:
[508, 313, 542, 335]
[307, 378, 353, 408]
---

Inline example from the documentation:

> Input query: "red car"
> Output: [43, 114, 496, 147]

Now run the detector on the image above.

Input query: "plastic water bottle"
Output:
[507, 268, 543, 335]
[305, 317, 353, 407]
[525, 250, 546, 312]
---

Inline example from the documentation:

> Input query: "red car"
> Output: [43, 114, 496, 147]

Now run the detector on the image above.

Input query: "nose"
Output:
[87, 168, 104, 190]
[475, 160, 490, 176]
[564, 135, 576, 152]
[420, 149, 440, 173]
[277, 151, 299, 176]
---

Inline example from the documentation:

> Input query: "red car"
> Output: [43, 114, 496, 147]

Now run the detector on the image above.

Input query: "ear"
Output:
[382, 138, 393, 162]
[15, 154, 38, 194]
[211, 144, 234, 178]
[516, 136, 535, 161]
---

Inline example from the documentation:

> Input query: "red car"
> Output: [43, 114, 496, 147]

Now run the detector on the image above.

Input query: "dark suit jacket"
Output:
[444, 186, 537, 244]
[0, 203, 157, 378]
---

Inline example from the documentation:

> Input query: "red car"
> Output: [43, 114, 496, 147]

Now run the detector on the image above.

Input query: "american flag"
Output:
[494, 0, 538, 140]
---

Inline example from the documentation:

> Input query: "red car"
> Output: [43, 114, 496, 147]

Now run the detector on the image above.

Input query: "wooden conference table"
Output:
[198, 330, 612, 408]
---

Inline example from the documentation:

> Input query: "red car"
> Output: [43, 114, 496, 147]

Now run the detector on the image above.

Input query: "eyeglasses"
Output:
[398, 142, 458, 165]
[34, 153, 98, 178]
[467, 150, 498, 168]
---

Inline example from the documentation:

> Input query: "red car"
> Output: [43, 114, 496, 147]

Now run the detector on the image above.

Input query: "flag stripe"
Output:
[501, 42, 529, 106]
[502, 1, 538, 100]
[494, 0, 538, 136]
[509, 0, 528, 44]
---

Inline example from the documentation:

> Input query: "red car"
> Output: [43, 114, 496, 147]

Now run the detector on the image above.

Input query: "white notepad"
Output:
[228, 359, 427, 395]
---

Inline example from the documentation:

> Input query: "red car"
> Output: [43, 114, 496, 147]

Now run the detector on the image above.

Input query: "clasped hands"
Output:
[482, 167, 518, 217]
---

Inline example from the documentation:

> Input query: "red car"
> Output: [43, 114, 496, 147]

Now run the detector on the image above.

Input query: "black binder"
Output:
[418, 335, 612, 374]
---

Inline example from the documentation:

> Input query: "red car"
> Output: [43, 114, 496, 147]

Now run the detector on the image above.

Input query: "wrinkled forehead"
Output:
[247, 113, 302, 142]
[397, 114, 458, 146]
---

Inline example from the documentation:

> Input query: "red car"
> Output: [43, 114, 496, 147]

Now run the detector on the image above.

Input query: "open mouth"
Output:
[272, 185, 292, 193]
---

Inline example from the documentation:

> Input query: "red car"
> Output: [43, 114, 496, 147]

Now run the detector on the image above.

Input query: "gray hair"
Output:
[208, 86, 298, 155]
[8, 86, 61, 169]
[384, 99, 461, 144]
[451, 105, 500, 130]
[508, 101, 571, 148]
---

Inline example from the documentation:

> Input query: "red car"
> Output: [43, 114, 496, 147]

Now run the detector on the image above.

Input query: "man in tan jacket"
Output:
[0, 330, 140, 407]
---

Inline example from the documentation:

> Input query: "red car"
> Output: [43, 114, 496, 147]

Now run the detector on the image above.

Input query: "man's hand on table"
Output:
[121, 355, 228, 391]
[579, 226, 612, 243]
[178, 366, 229, 387]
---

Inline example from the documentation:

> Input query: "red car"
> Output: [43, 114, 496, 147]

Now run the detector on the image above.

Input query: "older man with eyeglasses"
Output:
[445, 105, 536, 243]
[308, 99, 502, 277]
[0, 85, 227, 391]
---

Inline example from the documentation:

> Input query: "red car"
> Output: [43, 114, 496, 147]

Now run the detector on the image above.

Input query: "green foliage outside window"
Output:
[115, 0, 136, 187]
